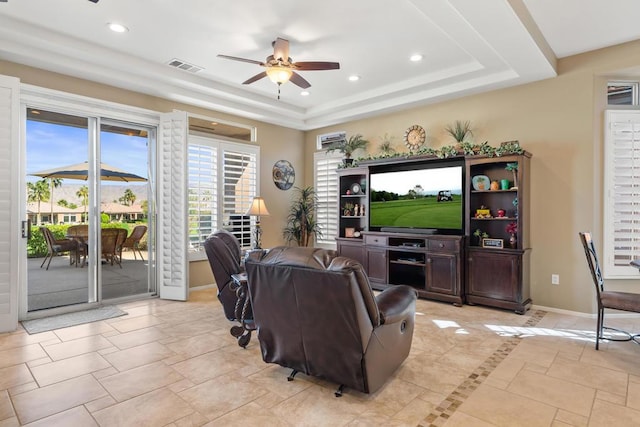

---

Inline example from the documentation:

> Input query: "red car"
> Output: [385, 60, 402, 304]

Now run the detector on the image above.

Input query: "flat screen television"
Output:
[368, 160, 464, 235]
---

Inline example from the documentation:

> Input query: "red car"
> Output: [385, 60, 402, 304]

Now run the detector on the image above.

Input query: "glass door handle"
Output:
[21, 220, 31, 239]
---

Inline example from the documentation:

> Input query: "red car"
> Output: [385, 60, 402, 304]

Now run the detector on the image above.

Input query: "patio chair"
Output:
[66, 224, 89, 267]
[102, 228, 127, 268]
[39, 226, 80, 270]
[119, 225, 147, 261]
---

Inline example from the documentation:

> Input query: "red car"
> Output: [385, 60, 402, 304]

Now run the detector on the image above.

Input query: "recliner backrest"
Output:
[245, 246, 380, 391]
[204, 230, 244, 320]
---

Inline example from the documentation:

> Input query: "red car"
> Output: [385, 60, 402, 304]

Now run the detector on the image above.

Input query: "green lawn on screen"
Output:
[369, 195, 461, 229]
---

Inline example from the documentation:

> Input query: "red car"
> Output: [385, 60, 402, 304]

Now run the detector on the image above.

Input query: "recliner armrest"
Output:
[375, 285, 417, 325]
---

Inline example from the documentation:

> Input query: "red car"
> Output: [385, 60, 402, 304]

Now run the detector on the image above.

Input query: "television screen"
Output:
[369, 162, 464, 234]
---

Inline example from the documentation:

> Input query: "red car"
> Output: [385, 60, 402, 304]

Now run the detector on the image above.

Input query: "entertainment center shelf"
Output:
[359, 232, 464, 305]
[335, 151, 531, 314]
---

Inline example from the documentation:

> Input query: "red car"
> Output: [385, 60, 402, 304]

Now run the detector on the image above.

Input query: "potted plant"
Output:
[445, 120, 473, 143]
[378, 133, 395, 155]
[505, 162, 519, 189]
[328, 133, 369, 165]
[473, 228, 488, 246]
[283, 186, 322, 247]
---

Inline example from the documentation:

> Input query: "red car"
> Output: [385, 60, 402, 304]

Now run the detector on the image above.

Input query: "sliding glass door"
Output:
[25, 108, 155, 313]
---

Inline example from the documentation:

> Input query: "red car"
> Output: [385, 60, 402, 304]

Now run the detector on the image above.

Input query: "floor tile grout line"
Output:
[417, 309, 547, 427]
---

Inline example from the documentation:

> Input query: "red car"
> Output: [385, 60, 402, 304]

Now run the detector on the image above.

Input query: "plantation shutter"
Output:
[187, 142, 218, 252]
[0, 76, 19, 332]
[603, 110, 640, 278]
[314, 151, 341, 245]
[222, 146, 258, 249]
[158, 111, 188, 300]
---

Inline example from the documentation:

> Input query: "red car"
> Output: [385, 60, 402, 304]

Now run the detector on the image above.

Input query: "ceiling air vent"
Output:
[166, 59, 203, 73]
[317, 131, 346, 150]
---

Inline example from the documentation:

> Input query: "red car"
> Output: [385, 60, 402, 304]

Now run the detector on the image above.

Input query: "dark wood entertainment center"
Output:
[335, 152, 531, 314]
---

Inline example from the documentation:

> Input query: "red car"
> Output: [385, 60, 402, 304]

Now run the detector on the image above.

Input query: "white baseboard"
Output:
[189, 284, 216, 292]
[531, 304, 640, 319]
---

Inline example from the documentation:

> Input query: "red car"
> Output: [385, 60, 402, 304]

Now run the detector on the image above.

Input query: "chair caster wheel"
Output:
[230, 325, 244, 338]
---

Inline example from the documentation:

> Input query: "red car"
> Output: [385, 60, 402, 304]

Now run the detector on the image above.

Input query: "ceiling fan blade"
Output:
[272, 38, 290, 62]
[294, 61, 340, 71]
[242, 72, 267, 85]
[289, 72, 311, 89]
[217, 54, 264, 66]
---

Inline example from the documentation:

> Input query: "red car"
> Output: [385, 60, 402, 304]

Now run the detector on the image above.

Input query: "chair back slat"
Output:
[579, 232, 605, 294]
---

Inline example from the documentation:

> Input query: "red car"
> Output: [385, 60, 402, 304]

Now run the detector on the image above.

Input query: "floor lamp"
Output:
[246, 196, 270, 249]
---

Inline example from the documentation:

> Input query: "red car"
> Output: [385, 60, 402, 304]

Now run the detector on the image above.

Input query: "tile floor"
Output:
[0, 290, 639, 426]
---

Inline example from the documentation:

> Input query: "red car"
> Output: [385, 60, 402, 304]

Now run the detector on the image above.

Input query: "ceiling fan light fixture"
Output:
[266, 66, 293, 84]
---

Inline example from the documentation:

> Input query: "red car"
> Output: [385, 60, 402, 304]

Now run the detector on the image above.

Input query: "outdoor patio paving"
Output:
[27, 252, 150, 311]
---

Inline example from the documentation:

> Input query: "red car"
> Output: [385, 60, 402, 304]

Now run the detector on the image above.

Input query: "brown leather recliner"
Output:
[245, 246, 417, 396]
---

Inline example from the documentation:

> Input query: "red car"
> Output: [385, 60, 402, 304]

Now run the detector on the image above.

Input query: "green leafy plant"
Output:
[445, 120, 473, 143]
[473, 228, 489, 239]
[505, 162, 519, 188]
[328, 133, 369, 161]
[283, 186, 322, 247]
[378, 133, 395, 155]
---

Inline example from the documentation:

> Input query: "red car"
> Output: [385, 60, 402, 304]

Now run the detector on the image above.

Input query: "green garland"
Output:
[337, 140, 524, 168]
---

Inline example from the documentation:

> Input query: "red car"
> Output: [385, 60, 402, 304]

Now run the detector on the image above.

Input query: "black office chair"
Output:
[579, 232, 640, 349]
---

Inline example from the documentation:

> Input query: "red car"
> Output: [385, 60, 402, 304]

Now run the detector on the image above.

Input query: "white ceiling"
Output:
[1, 0, 639, 130]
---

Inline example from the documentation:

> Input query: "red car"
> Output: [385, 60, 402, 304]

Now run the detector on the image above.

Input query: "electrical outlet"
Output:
[551, 274, 560, 285]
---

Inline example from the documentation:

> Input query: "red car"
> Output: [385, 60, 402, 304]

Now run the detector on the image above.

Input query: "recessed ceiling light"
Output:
[107, 22, 129, 33]
[348, 75, 360, 82]
[301, 91, 310, 96]
[410, 54, 423, 62]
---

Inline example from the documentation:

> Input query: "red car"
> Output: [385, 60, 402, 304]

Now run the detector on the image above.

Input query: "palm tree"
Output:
[122, 188, 136, 206]
[283, 186, 322, 247]
[48, 177, 63, 224]
[76, 185, 89, 223]
[27, 179, 50, 225]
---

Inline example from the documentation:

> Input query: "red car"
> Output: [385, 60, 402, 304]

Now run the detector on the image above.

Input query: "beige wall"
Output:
[1, 60, 304, 288]
[304, 40, 640, 314]
[6, 37, 640, 312]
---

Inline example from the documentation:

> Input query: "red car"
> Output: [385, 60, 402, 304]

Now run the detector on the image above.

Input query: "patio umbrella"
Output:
[31, 161, 147, 182]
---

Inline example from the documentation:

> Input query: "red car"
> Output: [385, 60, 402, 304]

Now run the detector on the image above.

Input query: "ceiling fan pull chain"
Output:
[277, 82, 281, 100]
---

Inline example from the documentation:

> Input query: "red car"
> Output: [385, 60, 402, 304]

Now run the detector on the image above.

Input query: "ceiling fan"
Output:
[218, 37, 340, 97]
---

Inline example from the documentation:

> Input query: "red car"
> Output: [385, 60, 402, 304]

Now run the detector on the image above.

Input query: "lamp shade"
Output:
[246, 196, 270, 216]
[266, 66, 293, 84]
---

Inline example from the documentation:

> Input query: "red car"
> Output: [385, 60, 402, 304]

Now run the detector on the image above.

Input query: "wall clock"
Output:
[403, 125, 426, 150]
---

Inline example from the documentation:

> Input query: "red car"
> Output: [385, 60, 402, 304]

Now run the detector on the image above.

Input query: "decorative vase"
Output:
[509, 234, 517, 248]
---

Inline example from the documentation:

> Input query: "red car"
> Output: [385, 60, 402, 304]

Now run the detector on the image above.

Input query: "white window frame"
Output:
[314, 151, 342, 247]
[603, 110, 640, 278]
[608, 81, 639, 106]
[187, 135, 259, 260]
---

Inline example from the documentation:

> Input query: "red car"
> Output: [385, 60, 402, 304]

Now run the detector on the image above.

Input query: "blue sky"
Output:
[370, 166, 463, 194]
[27, 120, 148, 186]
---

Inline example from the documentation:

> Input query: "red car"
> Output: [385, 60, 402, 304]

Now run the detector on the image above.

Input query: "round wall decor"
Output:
[403, 124, 426, 150]
[272, 160, 295, 190]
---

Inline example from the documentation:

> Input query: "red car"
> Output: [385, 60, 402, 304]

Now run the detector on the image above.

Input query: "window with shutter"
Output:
[187, 136, 258, 256]
[314, 151, 341, 245]
[603, 110, 640, 278]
